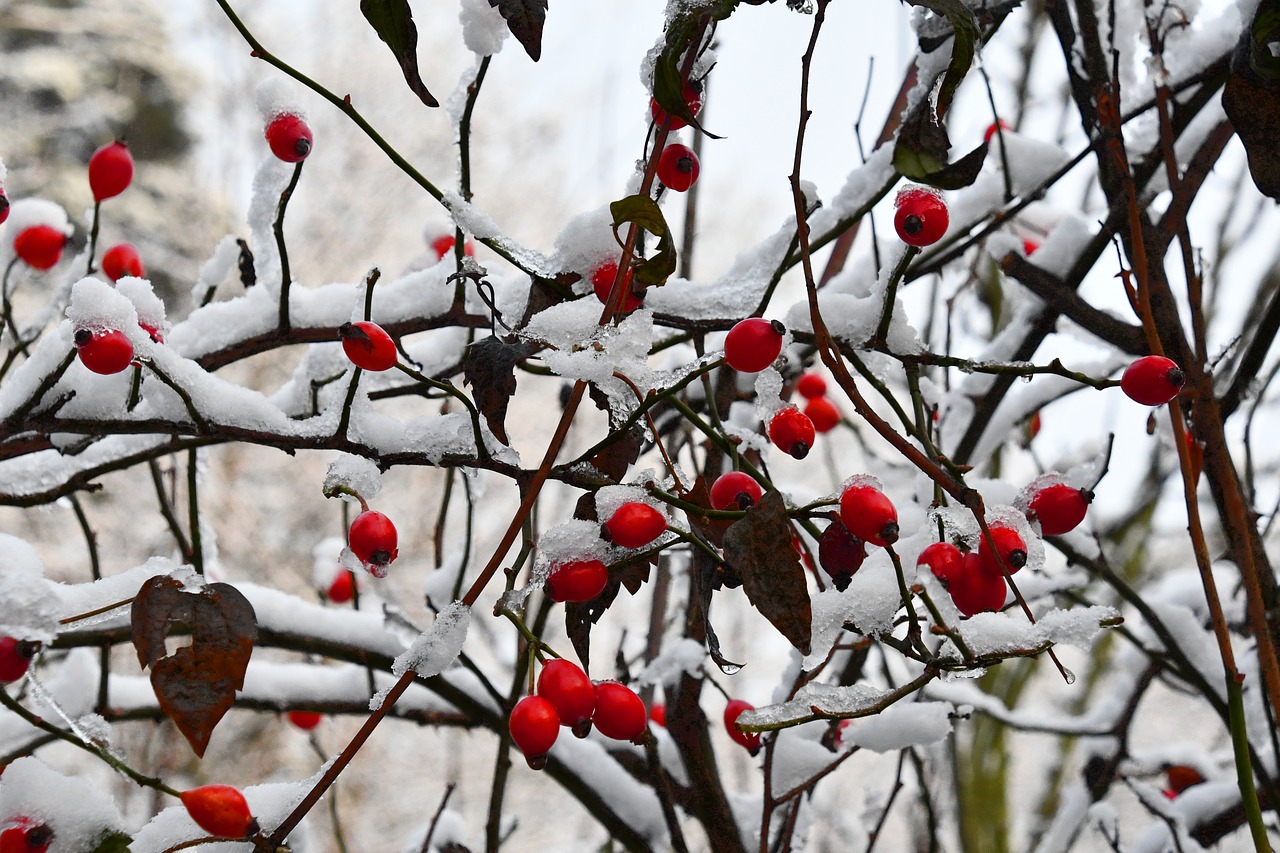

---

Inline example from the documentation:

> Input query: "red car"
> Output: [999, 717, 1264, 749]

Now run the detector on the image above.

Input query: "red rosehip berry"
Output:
[649, 704, 667, 727]
[510, 695, 560, 769]
[649, 80, 702, 130]
[264, 113, 313, 163]
[0, 818, 53, 853]
[795, 372, 827, 399]
[592, 261, 642, 313]
[348, 510, 398, 575]
[0, 637, 36, 683]
[180, 785, 256, 838]
[339, 321, 398, 372]
[724, 698, 761, 753]
[724, 317, 785, 373]
[287, 710, 322, 730]
[0, 193, 9, 226]
[977, 524, 1027, 577]
[818, 519, 865, 592]
[804, 396, 841, 433]
[537, 659, 596, 737]
[948, 553, 1007, 617]
[592, 681, 647, 743]
[1121, 355, 1185, 406]
[838, 485, 899, 547]
[431, 234, 476, 261]
[88, 140, 134, 202]
[603, 502, 667, 549]
[327, 569, 355, 604]
[768, 406, 816, 459]
[74, 328, 135, 375]
[545, 559, 608, 603]
[657, 143, 700, 192]
[13, 225, 66, 270]
[1165, 765, 1205, 797]
[1027, 483, 1090, 536]
[918, 542, 964, 584]
[709, 471, 763, 511]
[893, 186, 949, 247]
[983, 119, 1011, 143]
[101, 243, 144, 282]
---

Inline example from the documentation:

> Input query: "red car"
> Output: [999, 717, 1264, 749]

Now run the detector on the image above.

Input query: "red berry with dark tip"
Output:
[592, 261, 642, 312]
[1121, 355, 1184, 406]
[75, 328, 134, 375]
[0, 637, 36, 683]
[977, 524, 1027, 577]
[537, 659, 596, 736]
[768, 406, 815, 459]
[0, 818, 53, 853]
[918, 542, 964, 584]
[724, 318, 785, 373]
[431, 234, 476, 261]
[795, 372, 826, 399]
[709, 471, 763, 511]
[839, 485, 899, 547]
[592, 681, 647, 743]
[657, 143, 700, 192]
[724, 698, 761, 753]
[348, 510, 398, 574]
[604, 502, 667, 549]
[893, 186, 949, 247]
[339, 321, 398, 372]
[510, 695, 560, 769]
[265, 113, 313, 163]
[818, 520, 865, 591]
[288, 711, 322, 730]
[13, 226, 66, 270]
[649, 80, 702, 130]
[1028, 483, 1090, 536]
[327, 570, 355, 604]
[546, 559, 608, 603]
[89, 140, 134, 202]
[804, 396, 841, 433]
[948, 553, 1007, 616]
[101, 243, 144, 282]
[0, 194, 9, 226]
[180, 785, 256, 838]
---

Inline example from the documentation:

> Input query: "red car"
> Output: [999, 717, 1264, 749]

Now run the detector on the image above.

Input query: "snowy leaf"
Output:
[722, 491, 812, 655]
[360, 0, 439, 107]
[130, 575, 257, 757]
[489, 0, 548, 62]
[463, 336, 529, 444]
[903, 0, 978, 116]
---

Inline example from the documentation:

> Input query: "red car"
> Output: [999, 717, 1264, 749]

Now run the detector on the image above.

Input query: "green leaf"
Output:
[489, 0, 548, 62]
[651, 1, 736, 136]
[89, 831, 133, 853]
[609, 195, 678, 287]
[360, 0, 438, 107]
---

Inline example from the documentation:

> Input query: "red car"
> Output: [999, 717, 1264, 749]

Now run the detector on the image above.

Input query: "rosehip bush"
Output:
[0, 1, 1277, 851]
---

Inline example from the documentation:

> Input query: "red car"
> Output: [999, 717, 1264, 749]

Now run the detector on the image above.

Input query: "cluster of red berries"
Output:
[348, 509, 398, 577]
[339, 321, 398, 372]
[794, 372, 841, 433]
[545, 501, 666, 603]
[509, 659, 647, 768]
[0, 818, 53, 853]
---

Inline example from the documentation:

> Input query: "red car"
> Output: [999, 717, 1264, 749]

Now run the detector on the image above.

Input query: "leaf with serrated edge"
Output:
[360, 0, 438, 107]
[722, 491, 812, 655]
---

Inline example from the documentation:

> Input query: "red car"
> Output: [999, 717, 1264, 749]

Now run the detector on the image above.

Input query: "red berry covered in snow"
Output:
[348, 510, 398, 574]
[604, 502, 667, 549]
[0, 818, 53, 853]
[724, 318, 785, 373]
[510, 695, 560, 769]
[1027, 483, 1090, 536]
[89, 140, 134, 202]
[724, 698, 761, 753]
[545, 559, 608, 603]
[657, 143, 700, 192]
[1121, 355, 1184, 406]
[74, 328, 135, 375]
[101, 243, 144, 282]
[709, 471, 763, 511]
[893, 186, 949, 247]
[339, 321, 398, 372]
[592, 680, 647, 743]
[537, 659, 596, 737]
[838, 485, 899, 547]
[13, 226, 66, 270]
[265, 113, 313, 163]
[180, 785, 256, 838]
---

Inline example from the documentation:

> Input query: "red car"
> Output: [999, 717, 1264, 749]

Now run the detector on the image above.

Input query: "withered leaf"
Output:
[131, 575, 257, 757]
[566, 557, 652, 671]
[489, 0, 548, 62]
[1224, 6, 1280, 200]
[463, 336, 530, 445]
[722, 491, 812, 655]
[360, 0, 439, 107]
[690, 549, 743, 674]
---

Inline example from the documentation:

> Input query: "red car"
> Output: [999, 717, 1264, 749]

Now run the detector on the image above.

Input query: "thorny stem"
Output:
[275, 160, 304, 331]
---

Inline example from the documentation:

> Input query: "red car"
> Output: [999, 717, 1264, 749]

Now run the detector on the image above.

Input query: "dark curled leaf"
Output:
[722, 491, 812, 655]
[463, 336, 530, 445]
[360, 0, 439, 107]
[490, 0, 548, 62]
[586, 383, 645, 480]
[609, 195, 679, 287]
[1224, 1, 1280, 200]
[691, 549, 743, 674]
[131, 575, 257, 757]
